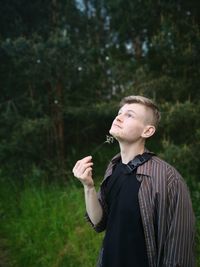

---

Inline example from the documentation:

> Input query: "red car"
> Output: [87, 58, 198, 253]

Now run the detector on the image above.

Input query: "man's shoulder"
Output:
[150, 155, 183, 182]
[151, 155, 170, 168]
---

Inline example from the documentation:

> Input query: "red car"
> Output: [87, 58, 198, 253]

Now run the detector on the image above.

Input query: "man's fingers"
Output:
[72, 158, 93, 178]
[73, 162, 93, 174]
[77, 156, 92, 166]
[72, 157, 94, 187]
[84, 167, 92, 177]
[77, 162, 93, 173]
[72, 156, 92, 172]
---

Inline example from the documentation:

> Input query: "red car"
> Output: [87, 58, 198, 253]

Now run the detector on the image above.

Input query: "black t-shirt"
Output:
[101, 161, 149, 267]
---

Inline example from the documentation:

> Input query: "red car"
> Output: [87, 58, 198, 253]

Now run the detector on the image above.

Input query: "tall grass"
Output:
[0, 177, 103, 267]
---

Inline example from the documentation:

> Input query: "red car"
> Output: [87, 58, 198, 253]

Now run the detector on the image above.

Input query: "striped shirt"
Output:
[86, 151, 196, 267]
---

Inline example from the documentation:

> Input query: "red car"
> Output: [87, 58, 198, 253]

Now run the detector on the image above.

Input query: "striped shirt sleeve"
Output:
[163, 168, 195, 267]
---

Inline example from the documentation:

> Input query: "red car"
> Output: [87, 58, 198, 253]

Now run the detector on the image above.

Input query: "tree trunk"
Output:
[46, 80, 66, 181]
[52, 0, 59, 26]
[53, 80, 66, 179]
[133, 36, 142, 60]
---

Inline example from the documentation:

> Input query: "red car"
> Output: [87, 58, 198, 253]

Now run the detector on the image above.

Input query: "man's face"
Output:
[109, 103, 151, 143]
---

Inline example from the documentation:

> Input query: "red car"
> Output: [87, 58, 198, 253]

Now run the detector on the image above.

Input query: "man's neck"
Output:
[119, 141, 145, 164]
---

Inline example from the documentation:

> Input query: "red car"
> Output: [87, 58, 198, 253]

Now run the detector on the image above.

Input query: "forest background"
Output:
[0, 0, 200, 266]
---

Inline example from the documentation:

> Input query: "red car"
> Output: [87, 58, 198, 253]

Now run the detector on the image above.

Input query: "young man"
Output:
[72, 95, 195, 267]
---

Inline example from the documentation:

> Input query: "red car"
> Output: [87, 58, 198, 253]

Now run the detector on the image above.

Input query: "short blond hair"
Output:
[119, 95, 161, 128]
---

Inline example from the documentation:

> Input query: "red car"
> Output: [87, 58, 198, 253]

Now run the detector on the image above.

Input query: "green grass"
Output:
[0, 175, 200, 267]
[0, 178, 103, 267]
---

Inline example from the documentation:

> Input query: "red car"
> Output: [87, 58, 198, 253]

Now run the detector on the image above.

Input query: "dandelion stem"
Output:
[91, 135, 114, 156]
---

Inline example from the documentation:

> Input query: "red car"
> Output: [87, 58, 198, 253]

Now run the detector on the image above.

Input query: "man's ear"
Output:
[142, 125, 156, 139]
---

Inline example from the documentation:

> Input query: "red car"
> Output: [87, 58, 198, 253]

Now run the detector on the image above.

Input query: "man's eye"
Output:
[127, 113, 133, 118]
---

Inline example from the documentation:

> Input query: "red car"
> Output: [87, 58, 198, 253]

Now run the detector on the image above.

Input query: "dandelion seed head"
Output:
[105, 135, 114, 144]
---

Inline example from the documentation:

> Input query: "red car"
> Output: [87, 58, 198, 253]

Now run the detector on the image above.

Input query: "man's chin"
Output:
[109, 129, 115, 137]
[109, 129, 121, 140]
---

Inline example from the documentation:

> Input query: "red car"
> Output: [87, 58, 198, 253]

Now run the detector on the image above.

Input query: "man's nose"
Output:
[116, 113, 123, 122]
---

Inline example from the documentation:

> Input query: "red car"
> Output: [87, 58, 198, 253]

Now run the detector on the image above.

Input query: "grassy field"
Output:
[0, 175, 199, 267]
[0, 177, 103, 267]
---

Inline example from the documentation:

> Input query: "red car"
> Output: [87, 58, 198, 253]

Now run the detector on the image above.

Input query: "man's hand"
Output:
[72, 156, 94, 188]
[72, 155, 103, 226]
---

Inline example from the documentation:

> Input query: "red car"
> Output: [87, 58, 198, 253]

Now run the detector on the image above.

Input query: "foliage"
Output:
[0, 0, 200, 181]
[0, 1, 200, 264]
[0, 177, 103, 267]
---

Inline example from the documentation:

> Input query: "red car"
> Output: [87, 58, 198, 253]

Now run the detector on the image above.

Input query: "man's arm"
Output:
[72, 156, 103, 226]
[84, 185, 103, 225]
[163, 177, 195, 267]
